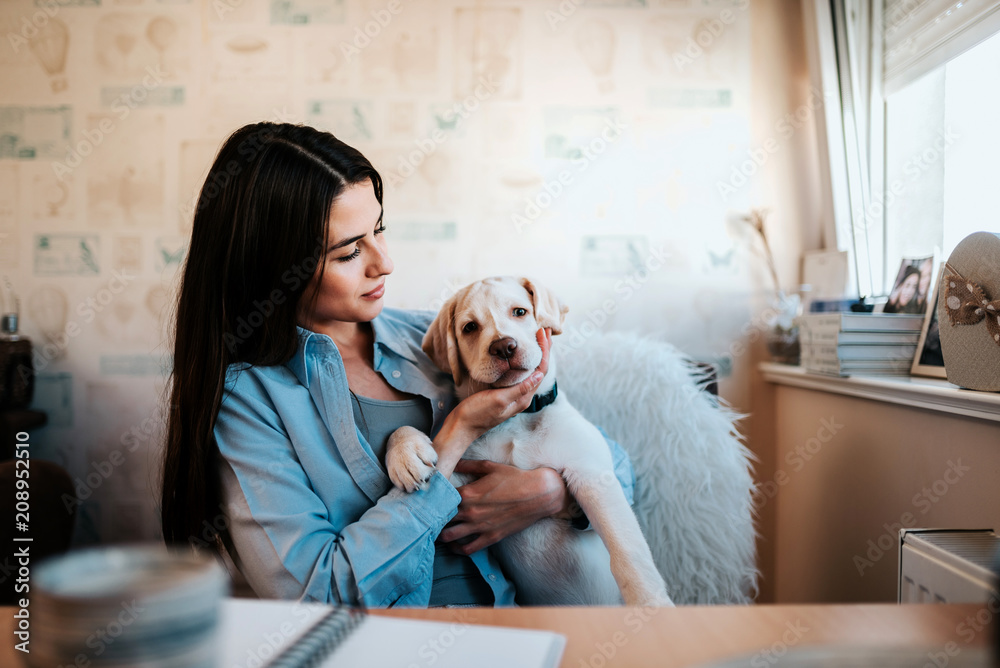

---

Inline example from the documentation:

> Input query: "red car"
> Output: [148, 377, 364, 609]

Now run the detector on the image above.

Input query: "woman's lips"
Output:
[362, 283, 385, 300]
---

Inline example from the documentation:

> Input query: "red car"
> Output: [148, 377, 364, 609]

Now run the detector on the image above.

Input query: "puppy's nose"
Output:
[489, 337, 517, 360]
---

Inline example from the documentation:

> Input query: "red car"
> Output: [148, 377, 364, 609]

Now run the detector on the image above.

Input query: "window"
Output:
[806, 0, 1000, 298]
[883, 26, 1000, 290]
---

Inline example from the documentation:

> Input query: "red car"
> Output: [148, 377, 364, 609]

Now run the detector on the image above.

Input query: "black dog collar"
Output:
[522, 381, 558, 414]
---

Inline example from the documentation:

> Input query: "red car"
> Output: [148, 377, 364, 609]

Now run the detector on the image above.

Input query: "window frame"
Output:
[805, 0, 1000, 299]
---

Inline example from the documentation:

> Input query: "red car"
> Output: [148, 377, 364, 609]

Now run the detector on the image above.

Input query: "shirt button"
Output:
[488, 574, 497, 581]
[437, 401, 445, 409]
[391, 370, 401, 378]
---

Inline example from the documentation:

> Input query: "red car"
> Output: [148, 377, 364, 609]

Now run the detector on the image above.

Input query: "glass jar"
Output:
[764, 289, 803, 365]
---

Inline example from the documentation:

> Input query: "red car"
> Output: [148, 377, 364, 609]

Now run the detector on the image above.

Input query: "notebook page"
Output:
[220, 599, 333, 667]
[325, 615, 566, 668]
[219, 599, 566, 668]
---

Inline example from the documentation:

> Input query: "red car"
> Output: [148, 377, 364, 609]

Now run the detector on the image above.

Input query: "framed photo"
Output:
[911, 262, 947, 379]
[885, 255, 935, 314]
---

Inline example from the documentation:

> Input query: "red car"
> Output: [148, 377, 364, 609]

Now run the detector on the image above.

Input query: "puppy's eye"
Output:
[513, 308, 527, 317]
[462, 322, 478, 334]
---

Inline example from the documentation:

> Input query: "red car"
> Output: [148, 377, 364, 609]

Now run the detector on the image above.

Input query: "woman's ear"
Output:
[422, 294, 465, 386]
[520, 277, 568, 335]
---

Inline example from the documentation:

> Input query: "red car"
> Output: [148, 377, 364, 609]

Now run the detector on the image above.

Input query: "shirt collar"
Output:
[289, 312, 420, 386]
[370, 312, 420, 365]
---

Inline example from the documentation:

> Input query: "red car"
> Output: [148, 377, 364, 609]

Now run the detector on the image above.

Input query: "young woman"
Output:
[160, 123, 635, 607]
[885, 265, 925, 314]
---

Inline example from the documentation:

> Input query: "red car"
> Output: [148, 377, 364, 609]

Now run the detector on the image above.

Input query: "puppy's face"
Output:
[423, 277, 568, 391]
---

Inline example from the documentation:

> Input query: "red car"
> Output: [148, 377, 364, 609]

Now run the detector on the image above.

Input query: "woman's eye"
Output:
[375, 223, 386, 234]
[513, 308, 527, 317]
[462, 322, 478, 334]
[336, 247, 361, 262]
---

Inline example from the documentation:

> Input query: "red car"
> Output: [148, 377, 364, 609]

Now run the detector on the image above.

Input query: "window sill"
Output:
[759, 362, 1000, 424]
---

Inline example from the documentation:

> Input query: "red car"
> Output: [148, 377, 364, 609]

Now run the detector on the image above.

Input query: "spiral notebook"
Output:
[220, 598, 566, 668]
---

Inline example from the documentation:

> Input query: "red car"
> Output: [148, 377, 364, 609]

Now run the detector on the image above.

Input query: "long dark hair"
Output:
[160, 123, 383, 549]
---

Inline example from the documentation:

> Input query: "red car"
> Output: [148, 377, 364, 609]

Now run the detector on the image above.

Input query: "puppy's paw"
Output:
[386, 426, 439, 493]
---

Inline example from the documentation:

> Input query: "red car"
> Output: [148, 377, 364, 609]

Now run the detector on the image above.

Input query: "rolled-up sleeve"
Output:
[215, 379, 461, 608]
[603, 427, 635, 508]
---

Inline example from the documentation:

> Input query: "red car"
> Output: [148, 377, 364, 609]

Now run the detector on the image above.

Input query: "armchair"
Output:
[555, 331, 758, 605]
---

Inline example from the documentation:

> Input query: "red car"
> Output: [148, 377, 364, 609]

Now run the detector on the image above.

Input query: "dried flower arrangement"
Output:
[741, 208, 801, 363]
[742, 207, 781, 293]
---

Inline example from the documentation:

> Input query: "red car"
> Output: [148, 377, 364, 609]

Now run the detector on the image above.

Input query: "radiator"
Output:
[898, 529, 999, 603]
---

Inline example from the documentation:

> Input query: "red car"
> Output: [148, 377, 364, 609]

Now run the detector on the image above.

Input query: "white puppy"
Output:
[386, 276, 673, 607]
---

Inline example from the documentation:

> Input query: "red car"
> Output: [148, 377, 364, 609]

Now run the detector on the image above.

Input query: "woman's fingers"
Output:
[448, 534, 493, 556]
[504, 372, 544, 416]
[439, 521, 477, 544]
[440, 465, 567, 554]
[493, 329, 551, 416]
[447, 328, 553, 436]
[535, 327, 551, 377]
[453, 458, 497, 477]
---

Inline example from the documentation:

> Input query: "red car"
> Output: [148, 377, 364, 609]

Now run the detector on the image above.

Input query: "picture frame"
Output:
[911, 262, 947, 379]
[885, 255, 935, 314]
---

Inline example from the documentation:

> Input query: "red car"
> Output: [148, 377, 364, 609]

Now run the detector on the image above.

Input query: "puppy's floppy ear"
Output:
[422, 293, 465, 386]
[520, 277, 568, 335]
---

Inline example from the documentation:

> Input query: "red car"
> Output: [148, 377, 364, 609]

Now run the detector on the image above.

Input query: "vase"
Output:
[764, 291, 801, 365]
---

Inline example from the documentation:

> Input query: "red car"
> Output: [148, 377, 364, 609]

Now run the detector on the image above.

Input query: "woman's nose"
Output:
[369, 239, 393, 277]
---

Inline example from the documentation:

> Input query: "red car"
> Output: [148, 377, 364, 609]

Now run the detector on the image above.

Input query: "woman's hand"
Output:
[432, 328, 552, 477]
[454, 328, 552, 434]
[440, 459, 571, 555]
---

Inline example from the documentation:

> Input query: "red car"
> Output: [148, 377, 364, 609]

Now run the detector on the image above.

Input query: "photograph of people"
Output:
[884, 257, 933, 314]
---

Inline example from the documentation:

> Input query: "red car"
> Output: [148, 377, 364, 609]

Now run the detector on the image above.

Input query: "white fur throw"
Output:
[554, 331, 758, 605]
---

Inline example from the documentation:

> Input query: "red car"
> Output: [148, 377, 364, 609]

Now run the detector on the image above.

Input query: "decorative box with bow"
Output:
[938, 231, 1000, 392]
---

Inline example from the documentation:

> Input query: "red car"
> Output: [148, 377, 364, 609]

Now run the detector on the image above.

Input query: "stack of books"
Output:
[798, 312, 926, 377]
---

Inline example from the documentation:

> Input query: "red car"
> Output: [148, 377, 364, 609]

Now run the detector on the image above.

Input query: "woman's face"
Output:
[297, 180, 393, 334]
[897, 272, 919, 305]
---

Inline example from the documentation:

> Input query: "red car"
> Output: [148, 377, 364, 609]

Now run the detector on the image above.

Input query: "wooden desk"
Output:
[379, 604, 993, 666]
[6, 603, 989, 667]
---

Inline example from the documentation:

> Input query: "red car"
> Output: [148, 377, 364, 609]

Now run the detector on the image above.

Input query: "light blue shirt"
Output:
[214, 307, 635, 607]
